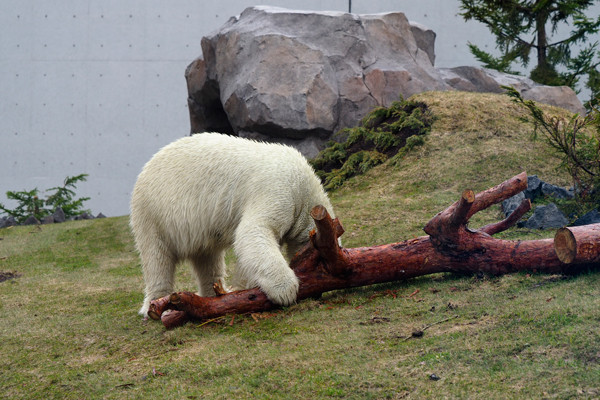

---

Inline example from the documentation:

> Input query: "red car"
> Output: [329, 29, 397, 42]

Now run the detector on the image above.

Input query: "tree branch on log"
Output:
[149, 172, 600, 328]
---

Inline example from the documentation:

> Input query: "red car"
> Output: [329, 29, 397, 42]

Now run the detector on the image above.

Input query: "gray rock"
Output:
[571, 209, 600, 227]
[96, 212, 106, 219]
[525, 175, 543, 200]
[522, 203, 569, 230]
[75, 212, 94, 220]
[186, 6, 585, 157]
[23, 215, 40, 226]
[41, 215, 54, 224]
[522, 85, 586, 115]
[3, 216, 16, 228]
[441, 67, 585, 115]
[541, 182, 574, 200]
[438, 66, 504, 93]
[53, 207, 66, 223]
[502, 192, 526, 218]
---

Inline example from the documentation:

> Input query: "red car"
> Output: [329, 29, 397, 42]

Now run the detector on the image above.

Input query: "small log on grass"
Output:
[150, 172, 600, 328]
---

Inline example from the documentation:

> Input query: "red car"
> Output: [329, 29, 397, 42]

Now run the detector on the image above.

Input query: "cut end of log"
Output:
[554, 227, 577, 264]
[310, 205, 328, 221]
[462, 189, 475, 203]
[147, 309, 161, 321]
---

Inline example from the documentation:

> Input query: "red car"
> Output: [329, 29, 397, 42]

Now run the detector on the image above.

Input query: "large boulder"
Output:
[188, 6, 446, 157]
[186, 6, 585, 157]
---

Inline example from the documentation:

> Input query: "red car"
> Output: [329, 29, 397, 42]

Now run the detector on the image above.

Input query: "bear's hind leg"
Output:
[138, 239, 177, 316]
[233, 220, 299, 306]
[190, 250, 227, 297]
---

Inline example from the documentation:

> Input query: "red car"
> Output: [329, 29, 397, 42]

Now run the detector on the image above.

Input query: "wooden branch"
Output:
[480, 198, 531, 236]
[169, 290, 275, 321]
[309, 205, 347, 276]
[149, 172, 600, 329]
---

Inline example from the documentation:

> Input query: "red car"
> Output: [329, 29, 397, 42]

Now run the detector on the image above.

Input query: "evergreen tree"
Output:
[459, 0, 600, 107]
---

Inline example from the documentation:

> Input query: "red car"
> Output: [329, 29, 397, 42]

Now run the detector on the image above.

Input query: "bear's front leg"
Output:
[233, 220, 299, 306]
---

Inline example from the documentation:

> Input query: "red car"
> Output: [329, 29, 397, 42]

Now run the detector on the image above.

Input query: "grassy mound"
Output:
[1, 92, 597, 400]
[330, 91, 572, 247]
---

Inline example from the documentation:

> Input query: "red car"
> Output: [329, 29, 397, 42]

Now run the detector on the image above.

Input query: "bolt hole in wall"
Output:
[2, 0, 596, 216]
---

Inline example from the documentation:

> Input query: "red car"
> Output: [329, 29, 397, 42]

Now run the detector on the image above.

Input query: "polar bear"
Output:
[131, 132, 336, 316]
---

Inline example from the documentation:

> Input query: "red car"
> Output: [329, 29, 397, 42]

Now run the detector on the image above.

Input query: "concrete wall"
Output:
[1, 0, 596, 216]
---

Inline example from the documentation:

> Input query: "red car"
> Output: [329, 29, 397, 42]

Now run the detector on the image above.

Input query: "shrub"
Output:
[504, 86, 600, 213]
[311, 97, 434, 190]
[0, 174, 91, 223]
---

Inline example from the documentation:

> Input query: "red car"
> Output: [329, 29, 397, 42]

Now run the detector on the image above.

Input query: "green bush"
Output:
[0, 174, 91, 223]
[504, 86, 600, 215]
[311, 97, 434, 190]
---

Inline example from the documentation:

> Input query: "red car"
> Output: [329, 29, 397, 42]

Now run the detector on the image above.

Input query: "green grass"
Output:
[1, 92, 599, 399]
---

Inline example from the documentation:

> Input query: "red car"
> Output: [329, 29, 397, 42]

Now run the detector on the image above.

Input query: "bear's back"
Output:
[130, 133, 326, 251]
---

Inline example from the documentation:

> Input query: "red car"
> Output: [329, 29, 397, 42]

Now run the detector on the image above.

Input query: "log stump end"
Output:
[554, 227, 576, 264]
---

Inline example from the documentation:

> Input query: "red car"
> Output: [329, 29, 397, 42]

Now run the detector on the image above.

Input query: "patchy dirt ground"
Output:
[0, 271, 20, 283]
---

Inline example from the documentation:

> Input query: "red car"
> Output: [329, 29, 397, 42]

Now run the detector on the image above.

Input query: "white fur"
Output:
[130, 133, 336, 316]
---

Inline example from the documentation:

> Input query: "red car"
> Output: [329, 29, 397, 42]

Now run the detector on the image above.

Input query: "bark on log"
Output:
[149, 172, 600, 328]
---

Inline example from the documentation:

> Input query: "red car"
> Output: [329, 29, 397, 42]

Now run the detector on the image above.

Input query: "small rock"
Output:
[411, 330, 424, 338]
[541, 182, 574, 200]
[522, 203, 569, 230]
[41, 215, 54, 225]
[23, 215, 40, 225]
[525, 175, 543, 200]
[75, 212, 94, 220]
[53, 207, 66, 223]
[96, 212, 106, 219]
[501, 192, 525, 217]
[571, 209, 600, 227]
[429, 374, 441, 381]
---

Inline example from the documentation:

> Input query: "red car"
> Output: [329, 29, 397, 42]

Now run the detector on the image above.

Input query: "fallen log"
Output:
[149, 172, 600, 328]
